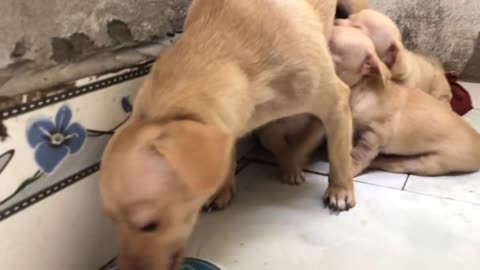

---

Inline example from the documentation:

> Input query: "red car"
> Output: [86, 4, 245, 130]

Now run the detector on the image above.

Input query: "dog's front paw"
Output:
[323, 185, 355, 214]
[203, 183, 236, 212]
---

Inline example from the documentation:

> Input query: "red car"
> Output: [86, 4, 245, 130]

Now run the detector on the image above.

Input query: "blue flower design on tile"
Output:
[26, 104, 86, 173]
[121, 96, 133, 113]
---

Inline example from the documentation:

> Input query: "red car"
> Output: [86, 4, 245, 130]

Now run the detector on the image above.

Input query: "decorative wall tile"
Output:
[0, 174, 118, 270]
[0, 61, 150, 221]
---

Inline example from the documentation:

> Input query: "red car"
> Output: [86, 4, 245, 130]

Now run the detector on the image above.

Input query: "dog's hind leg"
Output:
[258, 124, 307, 185]
[369, 154, 448, 176]
[278, 119, 327, 185]
[351, 130, 382, 176]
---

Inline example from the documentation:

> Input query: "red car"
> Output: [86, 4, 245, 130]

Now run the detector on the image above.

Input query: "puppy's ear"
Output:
[383, 43, 399, 69]
[151, 121, 234, 199]
[362, 52, 390, 88]
[361, 53, 380, 76]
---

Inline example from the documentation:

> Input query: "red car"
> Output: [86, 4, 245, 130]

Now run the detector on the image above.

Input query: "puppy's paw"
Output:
[281, 167, 306, 186]
[323, 185, 355, 214]
[279, 155, 306, 186]
[203, 183, 236, 212]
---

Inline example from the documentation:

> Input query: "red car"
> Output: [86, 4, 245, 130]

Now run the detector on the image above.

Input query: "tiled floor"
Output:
[186, 83, 480, 270]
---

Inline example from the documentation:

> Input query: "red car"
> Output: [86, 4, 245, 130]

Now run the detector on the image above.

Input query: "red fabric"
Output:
[447, 73, 473, 116]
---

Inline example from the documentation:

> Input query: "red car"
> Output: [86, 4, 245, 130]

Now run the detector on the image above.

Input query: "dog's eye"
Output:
[140, 222, 159, 233]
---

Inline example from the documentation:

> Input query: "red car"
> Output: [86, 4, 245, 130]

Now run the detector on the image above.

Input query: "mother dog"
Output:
[100, 1, 354, 269]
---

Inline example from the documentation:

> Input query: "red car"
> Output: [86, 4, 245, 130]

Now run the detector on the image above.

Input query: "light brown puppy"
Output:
[330, 26, 480, 176]
[100, 1, 354, 270]
[335, 9, 452, 105]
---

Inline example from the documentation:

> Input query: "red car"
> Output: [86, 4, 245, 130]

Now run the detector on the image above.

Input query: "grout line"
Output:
[303, 168, 329, 177]
[353, 179, 407, 191]
[245, 161, 480, 206]
[98, 257, 116, 270]
[401, 190, 480, 206]
[244, 157, 278, 167]
[402, 174, 410, 190]
[245, 156, 331, 176]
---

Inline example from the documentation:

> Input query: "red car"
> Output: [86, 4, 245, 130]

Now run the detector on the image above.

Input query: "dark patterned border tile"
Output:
[0, 60, 154, 121]
[0, 163, 99, 222]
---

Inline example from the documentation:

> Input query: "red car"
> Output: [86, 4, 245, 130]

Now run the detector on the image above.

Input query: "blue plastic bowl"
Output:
[180, 257, 222, 270]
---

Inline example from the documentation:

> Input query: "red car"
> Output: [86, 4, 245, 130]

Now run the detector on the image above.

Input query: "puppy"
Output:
[100, 1, 354, 269]
[335, 9, 452, 105]
[329, 26, 480, 176]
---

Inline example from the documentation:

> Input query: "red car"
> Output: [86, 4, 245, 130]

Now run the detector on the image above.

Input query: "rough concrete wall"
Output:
[1, 0, 479, 91]
[0, 0, 191, 92]
[370, 0, 480, 81]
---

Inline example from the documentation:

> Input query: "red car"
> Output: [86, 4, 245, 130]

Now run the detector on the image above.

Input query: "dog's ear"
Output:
[151, 121, 234, 199]
[383, 43, 399, 69]
[362, 52, 390, 88]
[361, 53, 380, 76]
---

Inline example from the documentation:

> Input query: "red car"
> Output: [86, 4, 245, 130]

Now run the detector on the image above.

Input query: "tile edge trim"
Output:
[0, 163, 100, 222]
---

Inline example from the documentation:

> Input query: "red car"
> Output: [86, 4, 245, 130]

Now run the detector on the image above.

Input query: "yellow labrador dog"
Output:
[335, 9, 452, 105]
[100, 1, 354, 269]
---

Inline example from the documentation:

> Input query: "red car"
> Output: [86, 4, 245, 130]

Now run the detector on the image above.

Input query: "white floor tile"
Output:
[405, 171, 480, 204]
[247, 148, 408, 189]
[188, 164, 480, 270]
[355, 170, 408, 189]
[463, 109, 480, 132]
[307, 162, 408, 190]
[460, 82, 480, 109]
[305, 157, 330, 174]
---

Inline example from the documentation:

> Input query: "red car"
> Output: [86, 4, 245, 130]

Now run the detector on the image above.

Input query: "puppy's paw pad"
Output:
[323, 186, 355, 214]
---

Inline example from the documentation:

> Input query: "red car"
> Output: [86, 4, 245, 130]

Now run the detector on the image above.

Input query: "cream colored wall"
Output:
[0, 175, 118, 270]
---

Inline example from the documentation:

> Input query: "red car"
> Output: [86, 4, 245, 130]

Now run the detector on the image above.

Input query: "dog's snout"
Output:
[118, 257, 147, 270]
[119, 247, 185, 270]
[168, 248, 184, 270]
